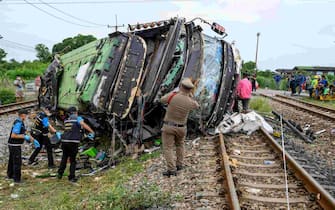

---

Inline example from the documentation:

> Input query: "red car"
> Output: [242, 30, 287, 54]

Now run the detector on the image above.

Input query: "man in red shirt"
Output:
[234, 74, 252, 113]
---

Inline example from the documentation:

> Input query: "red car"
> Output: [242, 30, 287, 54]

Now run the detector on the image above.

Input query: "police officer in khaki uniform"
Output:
[160, 78, 199, 177]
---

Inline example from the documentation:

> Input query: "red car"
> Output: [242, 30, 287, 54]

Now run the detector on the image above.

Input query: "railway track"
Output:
[0, 99, 38, 115]
[221, 130, 334, 209]
[276, 94, 335, 115]
[267, 118, 335, 197]
[188, 131, 335, 209]
[260, 93, 335, 121]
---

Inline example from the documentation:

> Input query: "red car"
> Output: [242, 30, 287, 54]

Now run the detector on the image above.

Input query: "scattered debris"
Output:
[245, 187, 261, 194]
[144, 146, 160, 154]
[230, 158, 239, 167]
[273, 131, 281, 138]
[315, 129, 326, 135]
[263, 160, 275, 165]
[10, 194, 19, 199]
[303, 124, 311, 131]
[215, 111, 273, 135]
[272, 111, 313, 143]
[232, 149, 241, 155]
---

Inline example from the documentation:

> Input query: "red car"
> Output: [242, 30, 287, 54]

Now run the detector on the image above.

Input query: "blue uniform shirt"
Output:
[42, 117, 49, 128]
[12, 119, 23, 134]
[69, 114, 83, 125]
[77, 116, 83, 124]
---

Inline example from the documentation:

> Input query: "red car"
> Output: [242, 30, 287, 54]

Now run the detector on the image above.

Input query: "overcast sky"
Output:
[1, 0, 335, 70]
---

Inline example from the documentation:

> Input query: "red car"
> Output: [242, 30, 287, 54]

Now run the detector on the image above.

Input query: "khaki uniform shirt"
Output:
[161, 91, 199, 125]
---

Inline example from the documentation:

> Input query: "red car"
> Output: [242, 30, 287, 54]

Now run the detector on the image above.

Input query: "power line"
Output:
[0, 42, 36, 52]
[36, 0, 107, 27]
[1, 39, 35, 50]
[0, 37, 36, 52]
[21, 0, 100, 27]
[2, 0, 197, 5]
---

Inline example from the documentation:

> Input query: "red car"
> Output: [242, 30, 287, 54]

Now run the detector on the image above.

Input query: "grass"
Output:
[300, 96, 335, 109]
[0, 151, 171, 210]
[250, 96, 272, 114]
[0, 88, 16, 105]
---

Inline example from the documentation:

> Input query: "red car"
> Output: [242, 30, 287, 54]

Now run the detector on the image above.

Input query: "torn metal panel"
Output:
[80, 36, 130, 112]
[181, 25, 204, 81]
[39, 58, 62, 110]
[155, 24, 188, 101]
[57, 39, 102, 110]
[139, 18, 184, 104]
[97, 33, 130, 110]
[109, 35, 147, 119]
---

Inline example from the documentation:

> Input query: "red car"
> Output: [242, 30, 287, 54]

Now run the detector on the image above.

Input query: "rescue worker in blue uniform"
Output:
[28, 106, 61, 168]
[57, 107, 94, 182]
[7, 109, 40, 183]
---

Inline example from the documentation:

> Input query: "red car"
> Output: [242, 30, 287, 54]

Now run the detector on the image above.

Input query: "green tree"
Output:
[52, 34, 97, 55]
[0, 48, 7, 63]
[242, 61, 256, 75]
[35, 43, 52, 62]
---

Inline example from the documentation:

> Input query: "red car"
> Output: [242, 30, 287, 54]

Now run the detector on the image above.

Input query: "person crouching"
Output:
[28, 106, 61, 168]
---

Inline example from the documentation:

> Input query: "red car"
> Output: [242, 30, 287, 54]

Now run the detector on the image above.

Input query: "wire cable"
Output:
[0, 39, 36, 52]
[280, 113, 291, 210]
[36, 0, 106, 27]
[1, 39, 35, 50]
[0, 44, 35, 52]
[22, 0, 99, 27]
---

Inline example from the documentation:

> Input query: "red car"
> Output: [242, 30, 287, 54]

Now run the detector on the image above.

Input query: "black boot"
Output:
[69, 177, 78, 183]
[162, 170, 177, 177]
[57, 174, 62, 180]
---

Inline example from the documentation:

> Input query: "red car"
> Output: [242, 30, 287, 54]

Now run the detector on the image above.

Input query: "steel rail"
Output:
[218, 133, 241, 210]
[260, 127, 335, 210]
[0, 99, 38, 115]
[260, 93, 335, 121]
[276, 94, 335, 114]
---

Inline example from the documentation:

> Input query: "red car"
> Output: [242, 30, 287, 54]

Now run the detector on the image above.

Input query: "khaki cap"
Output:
[181, 78, 195, 89]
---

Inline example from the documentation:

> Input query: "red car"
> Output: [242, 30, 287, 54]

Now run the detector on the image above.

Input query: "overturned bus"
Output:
[39, 17, 241, 151]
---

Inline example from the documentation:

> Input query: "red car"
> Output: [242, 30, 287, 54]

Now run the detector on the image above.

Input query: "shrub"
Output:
[0, 88, 16, 105]
[279, 79, 288, 90]
[256, 76, 276, 89]
[5, 61, 48, 80]
[250, 97, 272, 113]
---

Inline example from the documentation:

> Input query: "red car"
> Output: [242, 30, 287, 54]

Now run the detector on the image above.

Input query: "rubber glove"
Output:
[87, 133, 95, 140]
[24, 135, 31, 142]
[56, 132, 62, 140]
[33, 139, 40, 148]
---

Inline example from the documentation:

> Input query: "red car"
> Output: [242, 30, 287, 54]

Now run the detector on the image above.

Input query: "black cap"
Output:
[18, 109, 29, 115]
[68, 106, 77, 113]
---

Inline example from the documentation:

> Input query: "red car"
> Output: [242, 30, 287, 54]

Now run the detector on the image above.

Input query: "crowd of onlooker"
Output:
[307, 75, 335, 99]
[278, 73, 335, 98]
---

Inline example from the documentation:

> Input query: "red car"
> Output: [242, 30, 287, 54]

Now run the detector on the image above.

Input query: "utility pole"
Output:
[255, 32, 260, 73]
[107, 15, 125, 32]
